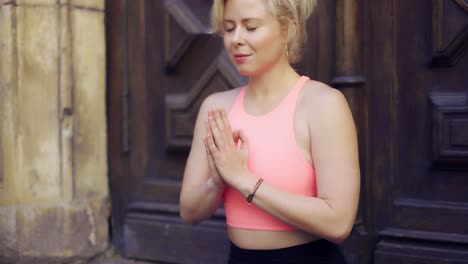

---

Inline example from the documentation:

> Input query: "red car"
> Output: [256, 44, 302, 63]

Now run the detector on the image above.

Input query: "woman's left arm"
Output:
[206, 89, 360, 243]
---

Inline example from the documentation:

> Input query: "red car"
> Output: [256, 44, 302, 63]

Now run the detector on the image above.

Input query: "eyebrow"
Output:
[223, 18, 262, 23]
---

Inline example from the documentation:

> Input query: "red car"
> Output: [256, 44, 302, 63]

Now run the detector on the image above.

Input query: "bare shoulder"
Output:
[300, 80, 348, 110]
[202, 86, 244, 112]
[299, 80, 354, 130]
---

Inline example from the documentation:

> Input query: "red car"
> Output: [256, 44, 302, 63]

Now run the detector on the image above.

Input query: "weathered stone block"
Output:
[0, 3, 14, 203]
[0, 2, 109, 263]
[0, 0, 12, 5]
[16, 0, 57, 5]
[0, 206, 17, 258]
[71, 0, 104, 10]
[0, 197, 110, 263]
[0, 5, 12, 87]
[16, 5, 61, 202]
[72, 7, 108, 199]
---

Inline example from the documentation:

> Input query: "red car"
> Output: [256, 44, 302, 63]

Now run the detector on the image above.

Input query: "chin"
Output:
[235, 66, 264, 77]
[235, 67, 252, 76]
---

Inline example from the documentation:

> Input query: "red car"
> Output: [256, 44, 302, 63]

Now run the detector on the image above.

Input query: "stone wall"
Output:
[0, 0, 109, 263]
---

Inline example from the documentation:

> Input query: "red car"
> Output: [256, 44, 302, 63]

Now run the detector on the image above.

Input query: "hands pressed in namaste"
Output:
[203, 109, 250, 189]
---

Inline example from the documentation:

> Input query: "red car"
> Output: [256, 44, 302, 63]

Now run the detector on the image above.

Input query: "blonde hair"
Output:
[211, 0, 317, 64]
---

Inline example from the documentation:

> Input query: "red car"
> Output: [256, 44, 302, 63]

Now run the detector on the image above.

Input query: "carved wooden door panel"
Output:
[367, 0, 468, 263]
[107, 0, 245, 263]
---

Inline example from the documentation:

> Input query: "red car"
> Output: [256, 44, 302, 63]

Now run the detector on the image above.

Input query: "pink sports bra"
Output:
[224, 76, 317, 230]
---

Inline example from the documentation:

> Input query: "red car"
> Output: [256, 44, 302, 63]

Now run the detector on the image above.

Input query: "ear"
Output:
[284, 19, 298, 45]
[291, 19, 299, 40]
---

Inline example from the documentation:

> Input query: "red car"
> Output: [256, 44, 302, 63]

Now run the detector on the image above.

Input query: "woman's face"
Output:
[223, 0, 287, 76]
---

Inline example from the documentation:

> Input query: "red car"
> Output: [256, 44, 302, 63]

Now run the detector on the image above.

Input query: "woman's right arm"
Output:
[180, 96, 225, 224]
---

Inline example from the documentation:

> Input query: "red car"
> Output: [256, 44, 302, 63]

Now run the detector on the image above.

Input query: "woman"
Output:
[180, 0, 360, 263]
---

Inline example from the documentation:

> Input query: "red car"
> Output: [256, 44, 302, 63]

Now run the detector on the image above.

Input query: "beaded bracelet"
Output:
[247, 178, 264, 205]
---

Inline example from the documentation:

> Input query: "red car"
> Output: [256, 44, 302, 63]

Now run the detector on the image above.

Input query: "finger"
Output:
[205, 120, 215, 147]
[204, 120, 210, 136]
[206, 125, 220, 156]
[203, 136, 212, 158]
[205, 119, 219, 152]
[209, 115, 225, 149]
[221, 109, 232, 134]
[204, 137, 216, 168]
[206, 117, 221, 147]
[213, 109, 228, 138]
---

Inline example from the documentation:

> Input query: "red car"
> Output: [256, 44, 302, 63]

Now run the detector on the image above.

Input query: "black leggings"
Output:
[228, 239, 347, 264]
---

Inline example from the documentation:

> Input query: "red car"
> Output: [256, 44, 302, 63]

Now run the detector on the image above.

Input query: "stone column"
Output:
[0, 0, 109, 263]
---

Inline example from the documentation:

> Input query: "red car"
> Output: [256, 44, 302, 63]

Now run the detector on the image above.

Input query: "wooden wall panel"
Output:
[367, 0, 468, 262]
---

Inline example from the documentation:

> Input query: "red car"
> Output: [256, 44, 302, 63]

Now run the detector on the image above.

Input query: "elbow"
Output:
[179, 207, 202, 225]
[179, 196, 201, 224]
[328, 222, 353, 244]
[329, 229, 350, 244]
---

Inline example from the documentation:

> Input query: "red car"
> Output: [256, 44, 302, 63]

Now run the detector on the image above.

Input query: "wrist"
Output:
[237, 172, 259, 197]
[247, 178, 264, 204]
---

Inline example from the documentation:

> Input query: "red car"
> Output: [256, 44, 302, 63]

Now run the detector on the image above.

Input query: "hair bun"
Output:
[298, 0, 317, 21]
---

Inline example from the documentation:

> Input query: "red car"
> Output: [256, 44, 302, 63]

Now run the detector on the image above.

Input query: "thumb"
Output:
[232, 130, 240, 143]
[238, 129, 249, 154]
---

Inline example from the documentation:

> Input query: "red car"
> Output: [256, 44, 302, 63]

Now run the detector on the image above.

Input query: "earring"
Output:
[285, 45, 290, 57]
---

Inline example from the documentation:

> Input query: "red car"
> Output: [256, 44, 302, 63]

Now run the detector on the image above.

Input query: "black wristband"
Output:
[247, 178, 264, 204]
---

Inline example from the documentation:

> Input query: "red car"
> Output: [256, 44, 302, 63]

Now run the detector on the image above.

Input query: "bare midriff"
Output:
[228, 227, 320, 250]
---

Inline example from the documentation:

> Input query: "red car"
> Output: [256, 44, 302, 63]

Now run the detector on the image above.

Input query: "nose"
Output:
[231, 28, 245, 46]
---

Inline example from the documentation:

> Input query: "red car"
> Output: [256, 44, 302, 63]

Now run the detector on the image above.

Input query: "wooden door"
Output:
[366, 0, 468, 263]
[107, 0, 245, 263]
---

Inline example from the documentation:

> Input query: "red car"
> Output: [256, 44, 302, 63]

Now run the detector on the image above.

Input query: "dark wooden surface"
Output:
[366, 0, 468, 263]
[107, 0, 242, 263]
[107, 0, 468, 263]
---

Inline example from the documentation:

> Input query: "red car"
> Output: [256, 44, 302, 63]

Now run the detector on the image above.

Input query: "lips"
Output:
[233, 54, 251, 63]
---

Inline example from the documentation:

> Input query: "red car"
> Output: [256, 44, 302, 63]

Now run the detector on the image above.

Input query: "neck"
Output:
[246, 59, 301, 100]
